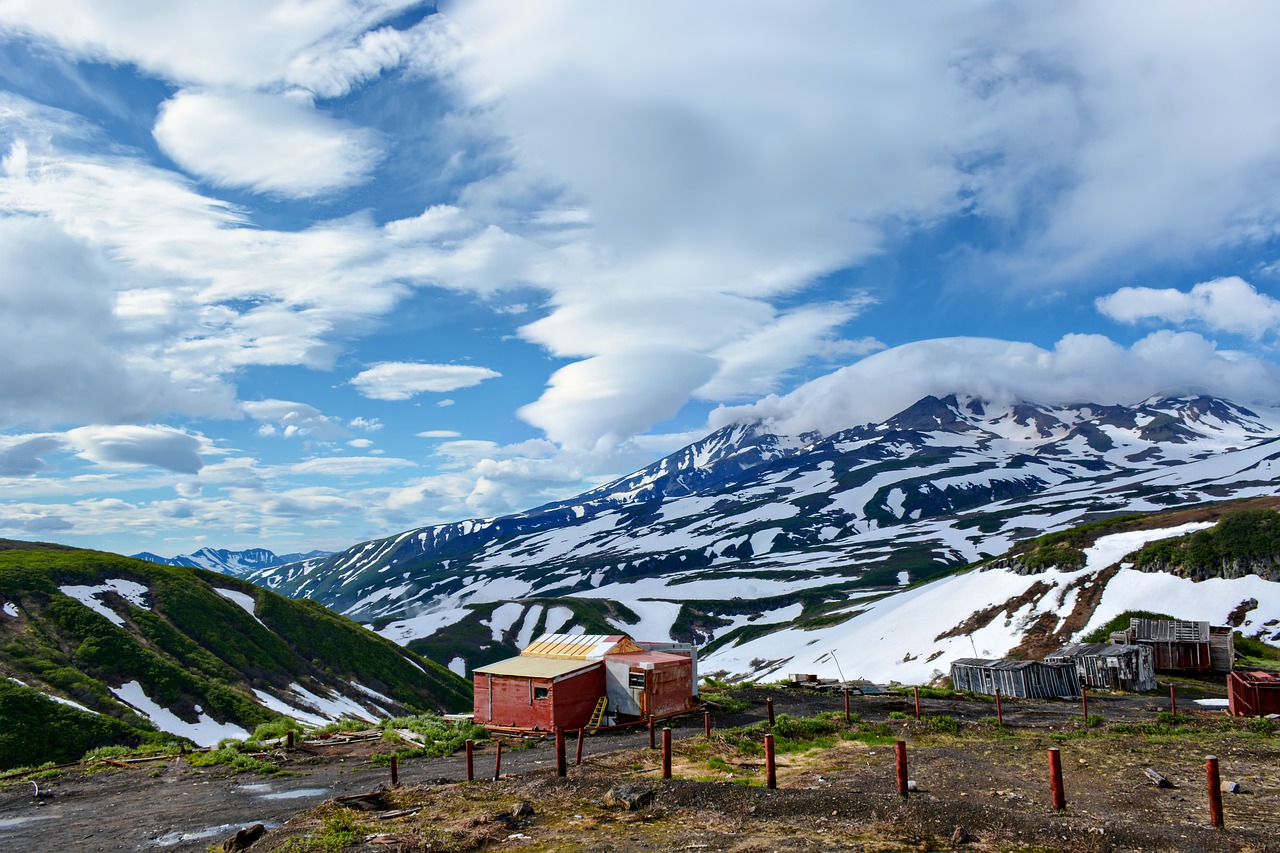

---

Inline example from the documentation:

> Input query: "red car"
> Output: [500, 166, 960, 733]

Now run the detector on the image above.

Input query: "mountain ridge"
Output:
[237, 392, 1280, 680]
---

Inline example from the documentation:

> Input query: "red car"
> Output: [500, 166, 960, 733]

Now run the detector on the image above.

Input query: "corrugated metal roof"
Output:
[521, 633, 641, 659]
[1048, 643, 1141, 659]
[473, 656, 602, 679]
[605, 651, 689, 667]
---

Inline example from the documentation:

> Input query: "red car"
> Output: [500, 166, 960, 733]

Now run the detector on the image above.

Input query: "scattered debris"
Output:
[217, 823, 265, 852]
[603, 784, 655, 811]
[1143, 767, 1177, 789]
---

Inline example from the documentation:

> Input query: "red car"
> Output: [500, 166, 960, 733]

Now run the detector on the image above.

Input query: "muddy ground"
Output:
[2, 683, 1278, 852]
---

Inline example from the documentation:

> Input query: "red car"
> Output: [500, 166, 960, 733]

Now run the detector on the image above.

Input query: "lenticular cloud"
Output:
[712, 333, 1280, 438]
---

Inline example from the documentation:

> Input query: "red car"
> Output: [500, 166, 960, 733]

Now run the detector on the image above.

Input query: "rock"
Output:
[950, 825, 971, 845]
[603, 784, 655, 811]
[1221, 781, 1241, 794]
[511, 801, 536, 818]
[219, 824, 266, 851]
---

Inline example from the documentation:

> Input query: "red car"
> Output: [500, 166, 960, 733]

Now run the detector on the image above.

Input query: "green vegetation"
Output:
[370, 713, 489, 765]
[1011, 515, 1146, 572]
[186, 746, 280, 775]
[1081, 610, 1177, 643]
[0, 542, 470, 770]
[1133, 508, 1280, 576]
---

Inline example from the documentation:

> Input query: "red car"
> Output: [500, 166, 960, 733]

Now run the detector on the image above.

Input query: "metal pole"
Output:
[662, 727, 672, 779]
[575, 728, 584, 766]
[1206, 755, 1224, 828]
[704, 710, 712, 738]
[286, 730, 294, 750]
[390, 755, 399, 787]
[493, 740, 502, 781]
[465, 739, 474, 782]
[895, 740, 908, 798]
[555, 726, 566, 777]
[844, 688, 850, 723]
[648, 715, 656, 749]
[1170, 685, 1177, 717]
[1047, 747, 1065, 811]
[764, 733, 776, 789]
[995, 688, 1003, 725]
[1081, 686, 1088, 721]
[913, 686, 921, 721]
[767, 697, 775, 727]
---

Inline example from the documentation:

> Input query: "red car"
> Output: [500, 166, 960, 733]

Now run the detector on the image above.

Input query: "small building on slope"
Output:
[472, 633, 698, 732]
[1110, 618, 1234, 674]
[1045, 642, 1157, 692]
[950, 658, 1081, 700]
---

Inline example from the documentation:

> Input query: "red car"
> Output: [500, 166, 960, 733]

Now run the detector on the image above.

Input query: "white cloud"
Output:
[0, 0, 420, 89]
[348, 417, 383, 432]
[713, 332, 1280, 438]
[242, 400, 348, 439]
[518, 347, 718, 450]
[1096, 277, 1280, 339]
[351, 362, 501, 400]
[436, 399, 456, 408]
[63, 425, 209, 474]
[290, 456, 415, 476]
[416, 430, 461, 438]
[0, 435, 65, 477]
[0, 215, 236, 428]
[347, 438, 374, 449]
[153, 90, 382, 198]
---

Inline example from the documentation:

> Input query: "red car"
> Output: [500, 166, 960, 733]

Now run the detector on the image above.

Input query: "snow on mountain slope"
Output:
[242, 394, 1280, 678]
[133, 547, 332, 577]
[701, 521, 1259, 683]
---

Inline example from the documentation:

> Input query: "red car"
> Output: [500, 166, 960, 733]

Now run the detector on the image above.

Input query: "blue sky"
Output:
[4, 1, 1280, 557]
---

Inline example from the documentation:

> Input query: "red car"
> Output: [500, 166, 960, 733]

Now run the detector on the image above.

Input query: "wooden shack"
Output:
[1045, 642, 1156, 692]
[949, 658, 1081, 700]
[472, 633, 697, 732]
[1227, 670, 1280, 717]
[1110, 618, 1234, 674]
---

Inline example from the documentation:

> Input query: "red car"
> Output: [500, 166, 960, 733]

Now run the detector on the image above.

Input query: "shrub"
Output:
[924, 715, 960, 736]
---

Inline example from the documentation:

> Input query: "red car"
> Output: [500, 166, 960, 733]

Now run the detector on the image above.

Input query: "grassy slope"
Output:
[0, 542, 469, 770]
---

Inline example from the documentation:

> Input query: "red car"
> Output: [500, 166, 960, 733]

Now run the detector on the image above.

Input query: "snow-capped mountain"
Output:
[245, 394, 1280, 676]
[132, 547, 331, 577]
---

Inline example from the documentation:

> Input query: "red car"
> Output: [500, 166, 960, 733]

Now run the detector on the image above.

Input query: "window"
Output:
[533, 686, 549, 700]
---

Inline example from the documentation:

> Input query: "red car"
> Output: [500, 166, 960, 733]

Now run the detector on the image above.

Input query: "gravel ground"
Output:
[2, 682, 1274, 852]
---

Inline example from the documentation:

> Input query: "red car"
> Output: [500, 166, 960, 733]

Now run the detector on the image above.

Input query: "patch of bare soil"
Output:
[3, 687, 1277, 852]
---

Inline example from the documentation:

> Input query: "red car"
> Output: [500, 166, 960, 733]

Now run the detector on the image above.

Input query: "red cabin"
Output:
[472, 633, 697, 732]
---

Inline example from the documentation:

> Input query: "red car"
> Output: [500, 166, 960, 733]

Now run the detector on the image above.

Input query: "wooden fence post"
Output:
[390, 755, 399, 787]
[575, 728, 584, 766]
[767, 697, 775, 727]
[895, 740, 909, 798]
[493, 740, 502, 781]
[764, 733, 776, 789]
[1206, 755, 1224, 828]
[555, 726, 566, 777]
[662, 727, 672, 779]
[704, 710, 712, 738]
[913, 687, 921, 721]
[1047, 747, 1065, 811]
[465, 739, 474, 782]
[995, 688, 1003, 725]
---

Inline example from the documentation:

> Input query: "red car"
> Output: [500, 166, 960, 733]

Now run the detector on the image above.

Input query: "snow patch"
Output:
[60, 579, 150, 626]
[2, 602, 17, 617]
[213, 588, 267, 630]
[110, 680, 248, 746]
[448, 656, 467, 677]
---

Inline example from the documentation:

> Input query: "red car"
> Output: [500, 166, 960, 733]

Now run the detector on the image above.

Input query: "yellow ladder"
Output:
[586, 697, 609, 732]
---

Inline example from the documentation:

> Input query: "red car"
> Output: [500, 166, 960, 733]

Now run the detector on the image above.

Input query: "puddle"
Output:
[235, 783, 272, 792]
[0, 815, 58, 829]
[259, 788, 328, 800]
[152, 820, 280, 847]
[1194, 698, 1230, 707]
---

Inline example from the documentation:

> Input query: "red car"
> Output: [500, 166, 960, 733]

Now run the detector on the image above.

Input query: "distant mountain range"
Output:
[131, 547, 331, 576]
[241, 393, 1280, 678]
[0, 541, 467, 770]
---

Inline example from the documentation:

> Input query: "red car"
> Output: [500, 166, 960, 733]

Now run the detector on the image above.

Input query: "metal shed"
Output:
[950, 658, 1081, 700]
[1046, 642, 1156, 692]
[472, 655, 604, 731]
[1228, 670, 1280, 717]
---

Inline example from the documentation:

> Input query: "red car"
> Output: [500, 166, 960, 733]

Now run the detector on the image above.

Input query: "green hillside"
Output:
[0, 540, 469, 770]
